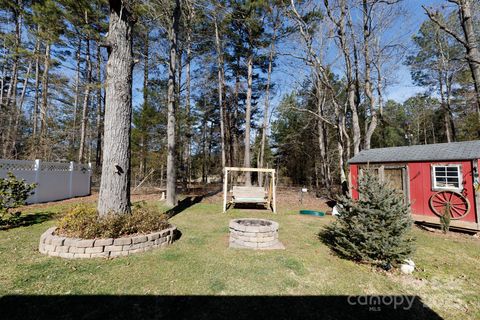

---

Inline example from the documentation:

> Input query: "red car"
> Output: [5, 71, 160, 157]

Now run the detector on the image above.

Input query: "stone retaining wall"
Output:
[39, 225, 177, 259]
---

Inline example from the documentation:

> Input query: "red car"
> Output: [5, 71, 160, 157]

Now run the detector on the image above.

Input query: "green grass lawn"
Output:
[0, 198, 479, 319]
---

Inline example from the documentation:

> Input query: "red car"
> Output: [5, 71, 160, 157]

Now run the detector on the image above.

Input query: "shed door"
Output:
[384, 168, 404, 192]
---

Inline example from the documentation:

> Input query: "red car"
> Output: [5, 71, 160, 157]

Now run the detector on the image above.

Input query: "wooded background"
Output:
[1, 0, 479, 193]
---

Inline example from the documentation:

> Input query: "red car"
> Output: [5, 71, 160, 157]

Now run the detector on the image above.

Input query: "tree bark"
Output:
[2, 1, 21, 157]
[97, 0, 136, 216]
[315, 78, 329, 188]
[233, 55, 241, 169]
[140, 29, 149, 178]
[325, 0, 361, 155]
[39, 42, 51, 157]
[72, 37, 82, 152]
[32, 26, 41, 141]
[95, 43, 103, 171]
[362, 0, 377, 150]
[457, 0, 480, 116]
[166, 0, 181, 207]
[10, 57, 32, 157]
[214, 17, 226, 173]
[435, 29, 454, 143]
[244, 53, 253, 185]
[78, 37, 92, 163]
[183, 3, 194, 186]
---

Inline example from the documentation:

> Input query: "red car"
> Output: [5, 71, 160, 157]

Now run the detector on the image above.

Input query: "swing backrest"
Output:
[232, 186, 266, 203]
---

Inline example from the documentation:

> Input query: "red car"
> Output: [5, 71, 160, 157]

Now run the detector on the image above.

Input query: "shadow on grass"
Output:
[231, 203, 273, 211]
[0, 295, 443, 320]
[166, 188, 222, 218]
[0, 211, 55, 230]
[166, 196, 204, 218]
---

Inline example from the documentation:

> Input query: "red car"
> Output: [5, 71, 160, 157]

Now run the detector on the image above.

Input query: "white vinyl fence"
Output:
[0, 159, 91, 204]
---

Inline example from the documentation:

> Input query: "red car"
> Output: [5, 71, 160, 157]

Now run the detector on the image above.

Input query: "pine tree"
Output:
[321, 170, 415, 267]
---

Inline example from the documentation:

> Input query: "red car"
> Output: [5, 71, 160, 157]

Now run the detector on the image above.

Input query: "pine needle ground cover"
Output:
[0, 200, 479, 319]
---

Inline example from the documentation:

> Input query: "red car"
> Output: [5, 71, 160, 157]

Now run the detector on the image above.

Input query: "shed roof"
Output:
[348, 140, 480, 164]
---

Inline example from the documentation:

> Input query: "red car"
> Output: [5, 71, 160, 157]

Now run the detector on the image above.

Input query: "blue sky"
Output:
[130, 0, 449, 111]
[384, 0, 442, 102]
[268, 0, 448, 107]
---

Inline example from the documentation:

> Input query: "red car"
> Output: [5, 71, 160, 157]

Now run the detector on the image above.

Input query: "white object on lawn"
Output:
[332, 205, 340, 216]
[400, 259, 415, 274]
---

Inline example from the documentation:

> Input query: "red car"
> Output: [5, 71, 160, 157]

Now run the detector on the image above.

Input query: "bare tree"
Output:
[71, 37, 82, 151]
[289, 0, 349, 188]
[362, 0, 378, 150]
[39, 42, 51, 157]
[424, 0, 480, 117]
[259, 8, 281, 186]
[324, 0, 361, 155]
[78, 31, 93, 163]
[214, 14, 226, 172]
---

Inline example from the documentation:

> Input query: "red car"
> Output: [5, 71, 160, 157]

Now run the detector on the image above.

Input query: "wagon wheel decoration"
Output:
[429, 191, 470, 220]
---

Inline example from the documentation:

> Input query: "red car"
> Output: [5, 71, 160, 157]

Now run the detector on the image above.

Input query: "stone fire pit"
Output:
[229, 218, 284, 250]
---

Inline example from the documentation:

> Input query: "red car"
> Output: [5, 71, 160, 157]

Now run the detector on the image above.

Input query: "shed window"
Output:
[432, 165, 462, 191]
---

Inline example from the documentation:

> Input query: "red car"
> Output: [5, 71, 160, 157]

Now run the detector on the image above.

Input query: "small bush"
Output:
[57, 205, 100, 238]
[0, 172, 36, 224]
[320, 171, 415, 268]
[58, 202, 170, 239]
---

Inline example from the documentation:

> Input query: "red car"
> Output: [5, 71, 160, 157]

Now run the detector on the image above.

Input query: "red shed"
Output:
[348, 140, 480, 231]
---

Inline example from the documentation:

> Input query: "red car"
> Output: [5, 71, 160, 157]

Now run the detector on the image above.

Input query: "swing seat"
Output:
[232, 186, 267, 204]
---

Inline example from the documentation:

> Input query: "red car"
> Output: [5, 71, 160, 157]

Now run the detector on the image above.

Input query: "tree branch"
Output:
[287, 106, 337, 128]
[422, 5, 467, 47]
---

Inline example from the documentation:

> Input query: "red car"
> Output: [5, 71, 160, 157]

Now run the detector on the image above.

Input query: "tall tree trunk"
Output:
[78, 37, 92, 163]
[259, 27, 276, 186]
[140, 30, 149, 178]
[39, 42, 51, 157]
[214, 17, 226, 173]
[184, 39, 191, 184]
[362, 0, 377, 150]
[202, 115, 208, 183]
[97, 0, 135, 216]
[72, 37, 82, 151]
[325, 0, 361, 155]
[95, 43, 103, 171]
[436, 29, 454, 143]
[32, 27, 41, 140]
[233, 55, 240, 169]
[316, 79, 329, 188]
[11, 57, 32, 157]
[2, 1, 21, 157]
[166, 0, 181, 207]
[458, 0, 480, 116]
[183, 5, 193, 187]
[244, 53, 253, 185]
[439, 73, 452, 143]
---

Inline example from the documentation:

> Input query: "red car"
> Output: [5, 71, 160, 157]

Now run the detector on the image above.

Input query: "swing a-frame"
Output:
[222, 167, 277, 213]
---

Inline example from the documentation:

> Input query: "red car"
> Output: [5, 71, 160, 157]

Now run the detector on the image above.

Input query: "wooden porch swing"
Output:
[222, 167, 277, 213]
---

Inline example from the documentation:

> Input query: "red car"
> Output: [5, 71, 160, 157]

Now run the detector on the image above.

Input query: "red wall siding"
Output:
[350, 164, 359, 199]
[408, 161, 476, 223]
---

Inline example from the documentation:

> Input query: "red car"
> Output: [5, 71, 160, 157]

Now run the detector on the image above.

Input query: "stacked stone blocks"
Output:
[39, 225, 177, 259]
[229, 218, 284, 250]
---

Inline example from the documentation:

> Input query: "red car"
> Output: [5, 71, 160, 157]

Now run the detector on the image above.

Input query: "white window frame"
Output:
[431, 164, 463, 192]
